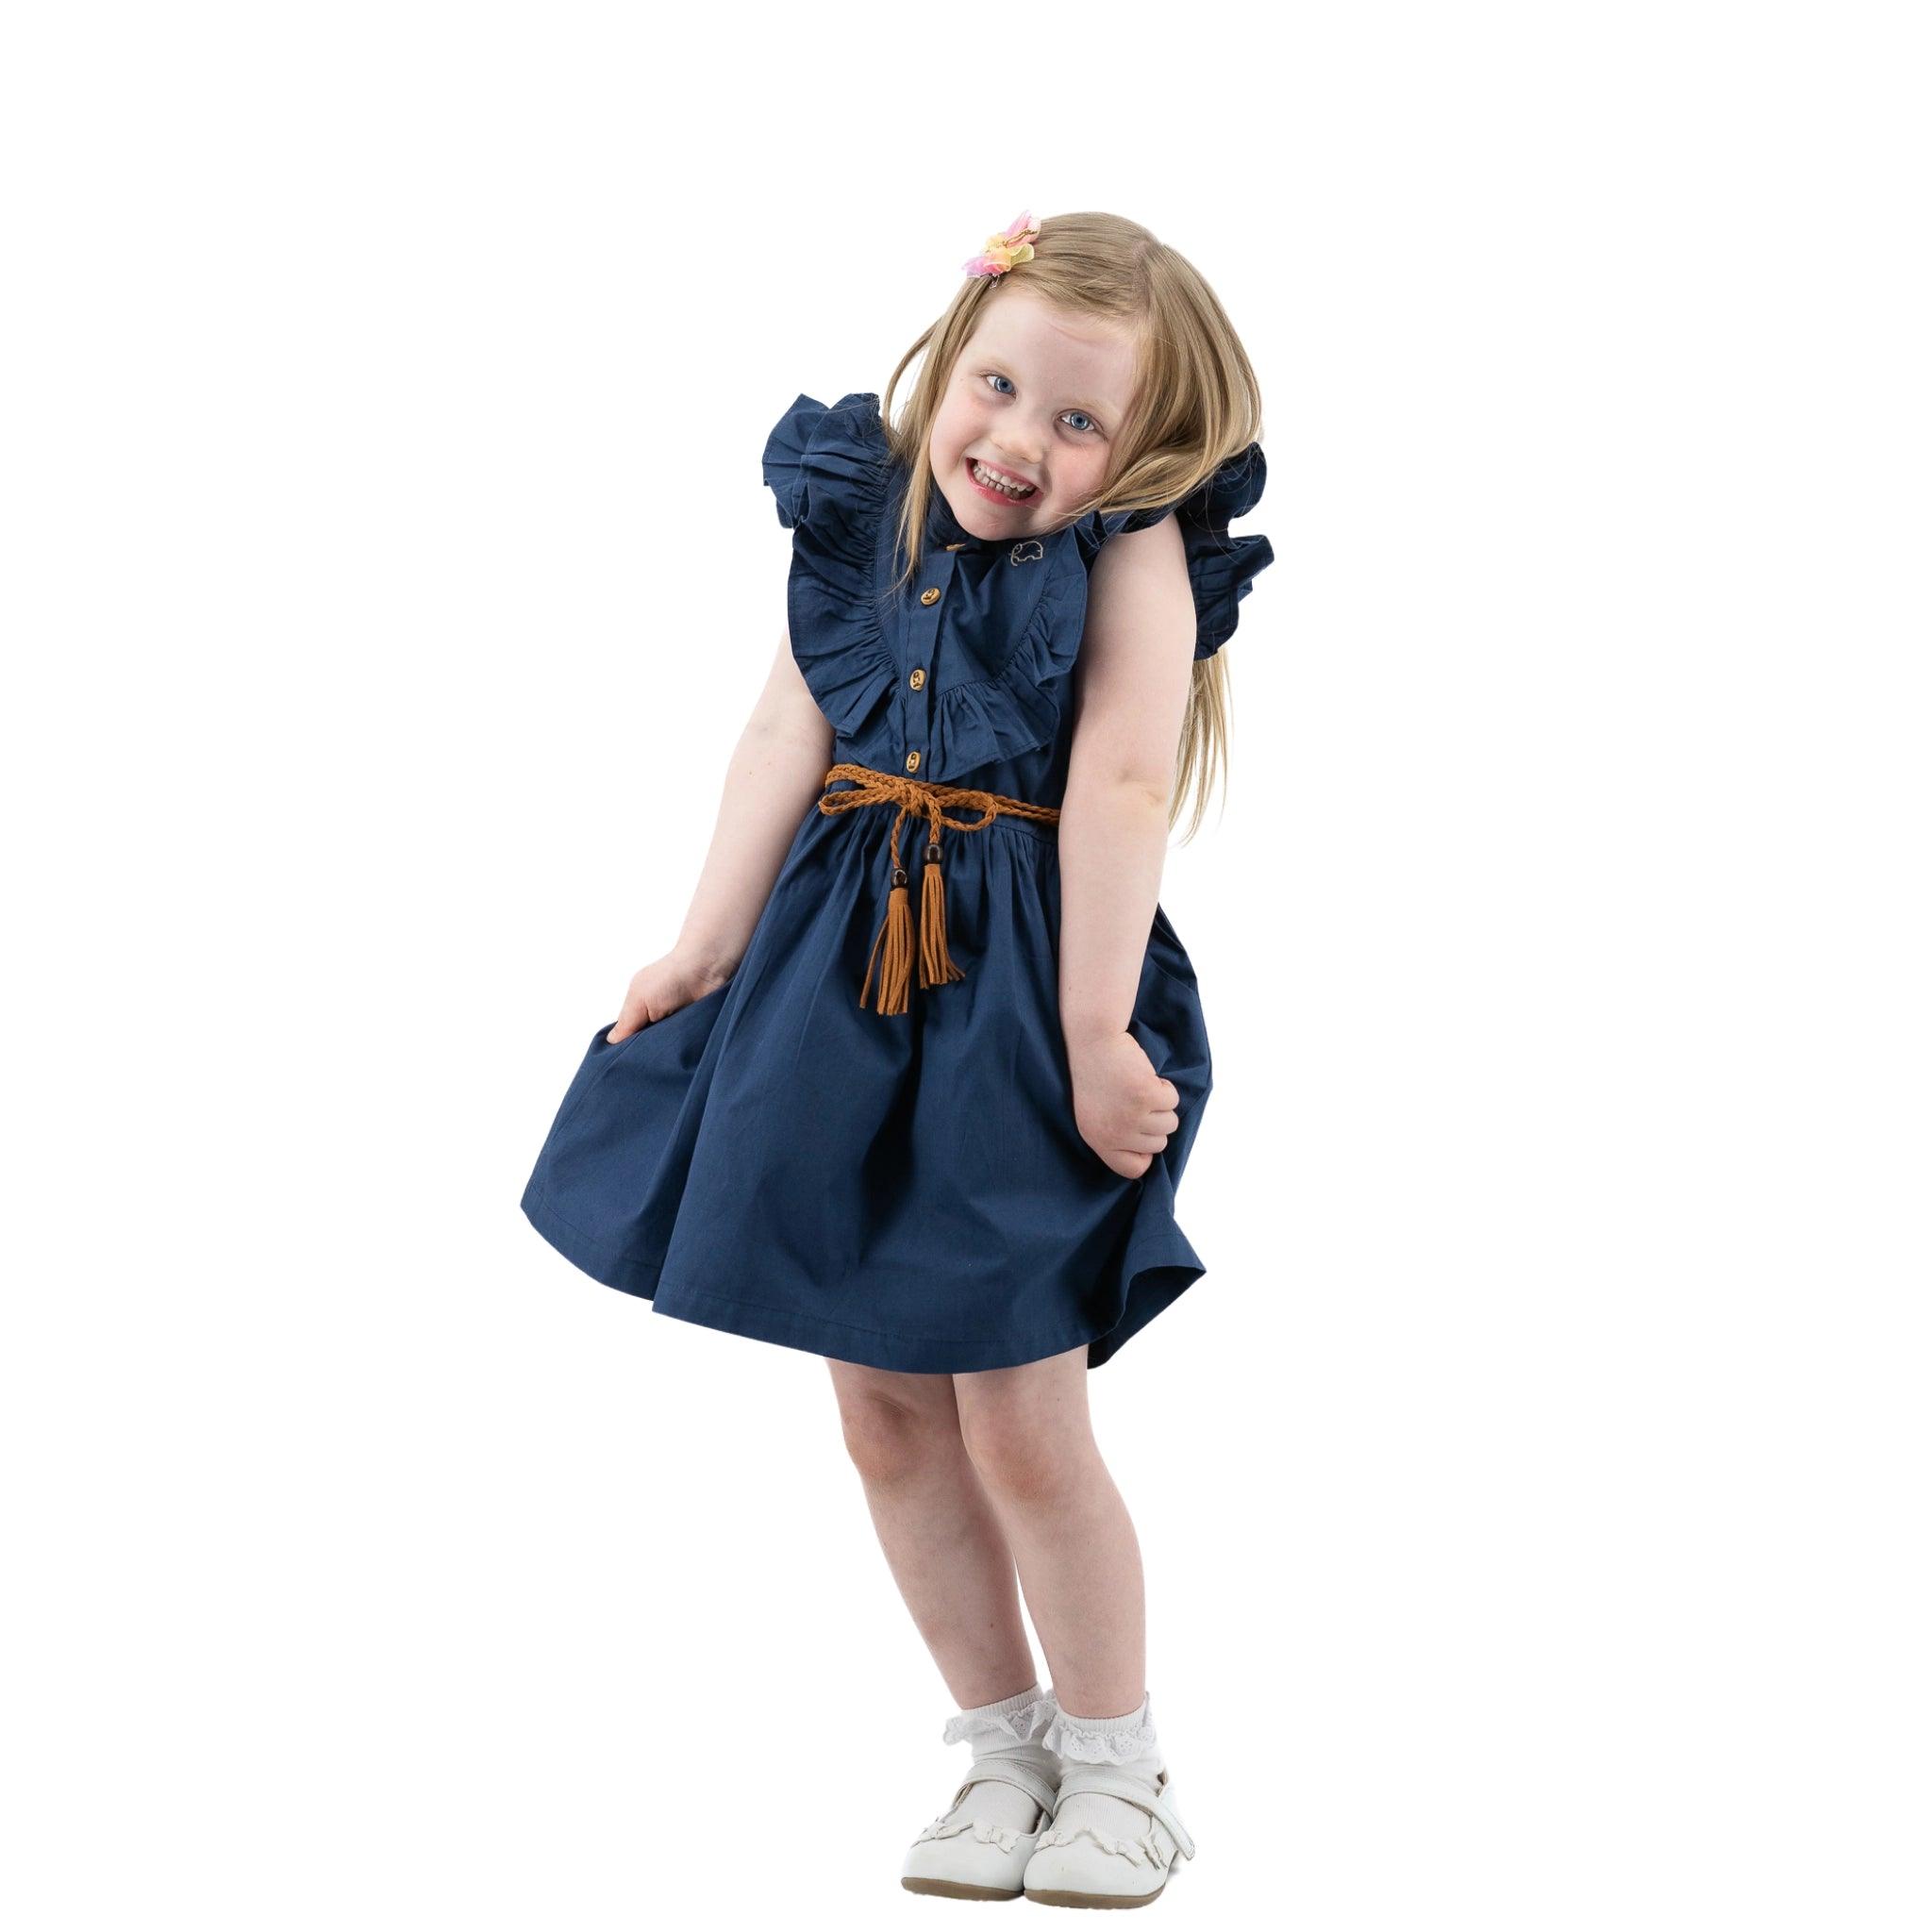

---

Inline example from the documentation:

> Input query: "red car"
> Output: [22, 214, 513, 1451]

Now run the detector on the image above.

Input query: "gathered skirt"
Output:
[521, 794, 1213, 1372]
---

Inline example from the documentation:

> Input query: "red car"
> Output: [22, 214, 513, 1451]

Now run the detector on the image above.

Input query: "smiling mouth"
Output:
[966, 456, 1038, 502]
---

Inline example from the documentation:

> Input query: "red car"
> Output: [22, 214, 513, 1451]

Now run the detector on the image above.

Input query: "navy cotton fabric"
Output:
[521, 391, 1274, 1371]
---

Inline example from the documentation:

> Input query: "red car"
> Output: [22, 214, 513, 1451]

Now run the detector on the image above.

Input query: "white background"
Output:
[4, 5, 1926, 1926]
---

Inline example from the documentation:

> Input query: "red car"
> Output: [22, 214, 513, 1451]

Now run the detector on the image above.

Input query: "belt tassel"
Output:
[918, 842, 964, 991]
[860, 865, 916, 1015]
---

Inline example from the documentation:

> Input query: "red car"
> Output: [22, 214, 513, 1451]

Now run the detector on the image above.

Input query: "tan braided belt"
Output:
[817, 761, 1062, 1016]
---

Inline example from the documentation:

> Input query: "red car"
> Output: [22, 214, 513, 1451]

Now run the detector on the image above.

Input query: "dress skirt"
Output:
[520, 793, 1213, 1373]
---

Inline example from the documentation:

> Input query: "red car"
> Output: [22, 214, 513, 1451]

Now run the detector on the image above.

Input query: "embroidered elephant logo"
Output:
[1008, 540, 1045, 566]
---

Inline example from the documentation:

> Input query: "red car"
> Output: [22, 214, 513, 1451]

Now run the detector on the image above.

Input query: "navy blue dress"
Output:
[521, 391, 1274, 1372]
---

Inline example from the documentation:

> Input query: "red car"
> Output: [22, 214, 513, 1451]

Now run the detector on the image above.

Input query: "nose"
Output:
[993, 417, 1047, 468]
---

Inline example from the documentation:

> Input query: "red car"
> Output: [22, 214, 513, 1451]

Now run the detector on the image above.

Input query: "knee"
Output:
[835, 1389, 954, 1486]
[958, 1406, 1091, 1507]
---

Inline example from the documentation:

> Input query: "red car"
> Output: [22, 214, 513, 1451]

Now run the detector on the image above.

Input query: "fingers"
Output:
[1117, 1108, 1179, 1162]
[607, 994, 649, 1044]
[1108, 1091, 1182, 1166]
[1132, 1084, 1180, 1145]
[1134, 1072, 1179, 1114]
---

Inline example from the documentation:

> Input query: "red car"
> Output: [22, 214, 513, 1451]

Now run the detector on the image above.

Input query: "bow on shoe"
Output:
[914, 1817, 1026, 1853]
[1032, 1821, 1168, 1870]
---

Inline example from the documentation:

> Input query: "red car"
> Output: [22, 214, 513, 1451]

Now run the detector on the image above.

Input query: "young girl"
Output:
[522, 208, 1273, 1907]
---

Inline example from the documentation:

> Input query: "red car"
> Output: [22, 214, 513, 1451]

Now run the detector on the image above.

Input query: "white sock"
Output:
[1041, 1691, 1166, 1841]
[938, 1680, 1058, 1834]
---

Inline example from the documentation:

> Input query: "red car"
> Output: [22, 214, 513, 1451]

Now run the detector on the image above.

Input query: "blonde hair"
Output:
[876, 210, 1265, 842]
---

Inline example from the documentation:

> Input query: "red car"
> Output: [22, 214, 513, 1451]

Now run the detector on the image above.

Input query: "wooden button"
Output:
[920, 587, 941, 606]
[943, 541, 966, 551]
[905, 750, 922, 773]
[908, 667, 925, 690]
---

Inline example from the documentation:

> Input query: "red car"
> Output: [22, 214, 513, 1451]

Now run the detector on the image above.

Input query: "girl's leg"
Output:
[824, 1357, 1039, 1707]
[953, 1343, 1187, 1885]
[949, 1342, 1143, 1719]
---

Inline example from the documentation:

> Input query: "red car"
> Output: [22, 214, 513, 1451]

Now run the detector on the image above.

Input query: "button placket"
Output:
[899, 546, 955, 775]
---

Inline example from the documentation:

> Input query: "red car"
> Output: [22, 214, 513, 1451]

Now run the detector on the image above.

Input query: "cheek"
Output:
[1060, 445, 1109, 493]
[936, 406, 991, 471]
[930, 399, 974, 464]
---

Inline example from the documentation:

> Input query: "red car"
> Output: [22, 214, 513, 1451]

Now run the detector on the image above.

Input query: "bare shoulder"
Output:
[1088, 508, 1185, 584]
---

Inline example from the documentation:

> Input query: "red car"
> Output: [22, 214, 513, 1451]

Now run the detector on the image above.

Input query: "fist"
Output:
[1067, 1029, 1181, 1180]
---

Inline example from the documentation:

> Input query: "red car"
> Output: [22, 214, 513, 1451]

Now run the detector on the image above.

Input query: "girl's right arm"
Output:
[608, 625, 832, 1041]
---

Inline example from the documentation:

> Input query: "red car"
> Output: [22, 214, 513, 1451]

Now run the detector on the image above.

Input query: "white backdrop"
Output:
[5, 5, 1926, 1927]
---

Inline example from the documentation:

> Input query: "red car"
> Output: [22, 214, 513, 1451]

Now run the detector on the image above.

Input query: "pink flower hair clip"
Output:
[962, 210, 1041, 278]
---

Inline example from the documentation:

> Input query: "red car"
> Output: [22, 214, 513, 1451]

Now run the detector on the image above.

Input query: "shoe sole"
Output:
[902, 1876, 1024, 1900]
[1024, 1884, 1166, 1908]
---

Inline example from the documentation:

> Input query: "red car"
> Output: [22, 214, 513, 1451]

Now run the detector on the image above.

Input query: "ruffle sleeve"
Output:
[759, 391, 899, 760]
[1117, 443, 1275, 659]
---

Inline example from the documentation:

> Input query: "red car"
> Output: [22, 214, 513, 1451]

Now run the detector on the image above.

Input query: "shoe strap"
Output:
[952, 1757, 1059, 1821]
[1049, 1765, 1195, 1861]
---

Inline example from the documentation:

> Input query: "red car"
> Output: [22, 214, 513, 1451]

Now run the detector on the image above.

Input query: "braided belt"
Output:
[817, 761, 1061, 1016]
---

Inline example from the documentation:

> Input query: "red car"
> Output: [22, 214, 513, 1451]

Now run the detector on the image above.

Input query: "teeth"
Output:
[973, 459, 1035, 498]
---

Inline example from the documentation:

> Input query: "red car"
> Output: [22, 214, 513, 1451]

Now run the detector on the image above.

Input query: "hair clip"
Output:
[962, 211, 1041, 278]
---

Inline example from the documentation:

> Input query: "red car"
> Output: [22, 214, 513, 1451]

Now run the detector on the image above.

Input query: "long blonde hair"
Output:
[875, 210, 1265, 841]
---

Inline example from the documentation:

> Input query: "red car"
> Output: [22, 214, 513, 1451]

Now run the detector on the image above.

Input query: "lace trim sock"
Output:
[936, 1680, 1058, 1835]
[1041, 1691, 1168, 1846]
[1040, 1690, 1161, 1766]
[941, 1680, 1058, 1749]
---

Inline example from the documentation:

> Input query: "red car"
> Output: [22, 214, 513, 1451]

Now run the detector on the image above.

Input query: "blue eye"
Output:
[981, 374, 1102, 435]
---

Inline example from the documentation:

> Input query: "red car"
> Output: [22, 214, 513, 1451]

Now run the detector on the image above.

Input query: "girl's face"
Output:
[926, 284, 1141, 541]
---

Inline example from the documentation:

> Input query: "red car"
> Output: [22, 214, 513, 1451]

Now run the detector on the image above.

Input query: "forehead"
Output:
[962, 287, 1139, 413]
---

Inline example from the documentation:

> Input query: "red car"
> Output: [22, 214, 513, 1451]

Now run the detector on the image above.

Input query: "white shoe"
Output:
[1022, 1764, 1196, 1908]
[901, 1753, 1059, 1900]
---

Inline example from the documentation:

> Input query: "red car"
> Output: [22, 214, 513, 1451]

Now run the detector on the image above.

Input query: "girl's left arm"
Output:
[1058, 513, 1198, 1177]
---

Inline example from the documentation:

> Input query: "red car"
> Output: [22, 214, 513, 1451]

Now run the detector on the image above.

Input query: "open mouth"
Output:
[966, 456, 1039, 503]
